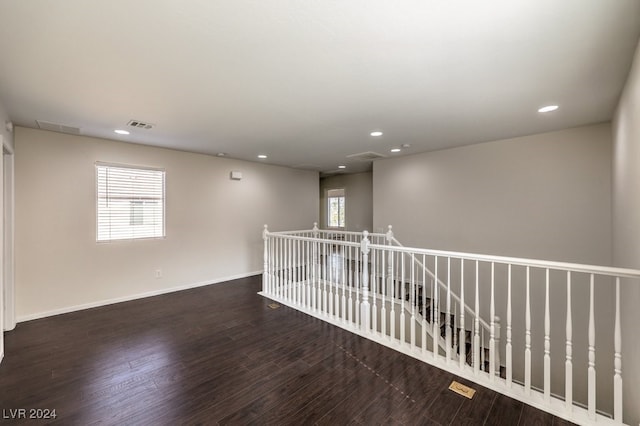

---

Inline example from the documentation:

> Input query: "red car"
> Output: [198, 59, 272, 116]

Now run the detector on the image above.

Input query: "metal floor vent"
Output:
[36, 120, 81, 135]
[346, 151, 386, 162]
[449, 381, 476, 399]
[127, 120, 154, 129]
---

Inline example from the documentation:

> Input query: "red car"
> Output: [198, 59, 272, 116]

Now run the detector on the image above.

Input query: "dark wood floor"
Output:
[0, 275, 575, 425]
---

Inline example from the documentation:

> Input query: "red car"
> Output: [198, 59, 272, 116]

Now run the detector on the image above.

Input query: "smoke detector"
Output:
[127, 120, 154, 130]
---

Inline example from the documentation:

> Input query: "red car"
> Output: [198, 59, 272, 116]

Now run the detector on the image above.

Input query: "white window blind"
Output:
[96, 163, 165, 241]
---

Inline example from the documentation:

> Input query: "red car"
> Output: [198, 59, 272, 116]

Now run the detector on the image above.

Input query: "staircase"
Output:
[407, 286, 503, 376]
[260, 224, 640, 426]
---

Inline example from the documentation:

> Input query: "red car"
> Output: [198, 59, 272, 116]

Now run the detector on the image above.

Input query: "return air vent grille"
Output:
[36, 120, 81, 135]
[346, 151, 386, 162]
[292, 163, 322, 171]
[127, 120, 154, 129]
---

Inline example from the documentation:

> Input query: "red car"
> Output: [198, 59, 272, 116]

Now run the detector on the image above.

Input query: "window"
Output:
[96, 163, 165, 241]
[327, 188, 345, 228]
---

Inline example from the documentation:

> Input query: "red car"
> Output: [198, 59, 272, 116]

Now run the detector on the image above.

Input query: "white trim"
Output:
[17, 271, 261, 323]
[2, 138, 13, 155]
[3, 143, 14, 330]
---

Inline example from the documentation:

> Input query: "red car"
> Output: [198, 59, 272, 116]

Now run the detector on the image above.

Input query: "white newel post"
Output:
[360, 230, 371, 332]
[263, 224, 269, 294]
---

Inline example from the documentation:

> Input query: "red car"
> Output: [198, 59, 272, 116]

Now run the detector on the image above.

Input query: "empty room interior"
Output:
[1, 1, 640, 425]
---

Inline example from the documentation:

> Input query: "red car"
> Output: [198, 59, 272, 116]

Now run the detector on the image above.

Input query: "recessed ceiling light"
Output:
[257, 154, 268, 159]
[390, 148, 401, 153]
[538, 105, 559, 113]
[216, 152, 227, 157]
[114, 129, 130, 135]
[338, 165, 346, 169]
[370, 131, 383, 137]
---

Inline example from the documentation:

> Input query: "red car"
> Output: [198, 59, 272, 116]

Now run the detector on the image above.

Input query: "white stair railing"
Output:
[388, 228, 498, 374]
[261, 224, 640, 426]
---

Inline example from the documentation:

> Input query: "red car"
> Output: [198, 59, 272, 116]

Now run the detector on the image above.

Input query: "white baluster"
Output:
[410, 254, 416, 348]
[312, 231, 318, 311]
[282, 237, 286, 300]
[481, 329, 485, 370]
[489, 262, 495, 380]
[286, 238, 290, 301]
[299, 239, 304, 305]
[390, 250, 396, 341]
[494, 316, 501, 376]
[525, 266, 531, 395]
[459, 259, 466, 370]
[381, 245, 387, 336]
[446, 257, 452, 363]
[307, 240, 312, 308]
[348, 245, 354, 324]
[322, 241, 327, 314]
[544, 268, 551, 402]
[506, 264, 512, 387]
[474, 261, 480, 374]
[422, 254, 427, 354]
[341, 244, 347, 323]
[267, 236, 272, 295]
[385, 227, 393, 340]
[433, 257, 440, 359]
[277, 238, 281, 299]
[331, 242, 337, 316]
[430, 276, 434, 335]
[304, 240, 309, 307]
[360, 230, 371, 332]
[296, 239, 300, 305]
[355, 247, 360, 327]
[317, 240, 323, 312]
[588, 274, 596, 420]
[453, 303, 458, 358]
[565, 271, 573, 412]
[372, 248, 378, 333]
[262, 225, 269, 293]
[400, 253, 406, 344]
[614, 276, 622, 422]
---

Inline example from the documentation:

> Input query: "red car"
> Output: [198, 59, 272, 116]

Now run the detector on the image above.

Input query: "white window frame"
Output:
[96, 162, 166, 242]
[327, 188, 345, 229]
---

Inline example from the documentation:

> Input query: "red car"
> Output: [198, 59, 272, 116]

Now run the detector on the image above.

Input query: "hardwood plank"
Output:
[0, 275, 575, 425]
[485, 393, 525, 426]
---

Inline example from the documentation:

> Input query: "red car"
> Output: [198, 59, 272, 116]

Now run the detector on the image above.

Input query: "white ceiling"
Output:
[0, 1, 639, 174]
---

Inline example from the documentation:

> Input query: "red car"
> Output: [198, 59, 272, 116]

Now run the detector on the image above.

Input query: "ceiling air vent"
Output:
[292, 164, 322, 171]
[36, 120, 81, 135]
[346, 151, 386, 162]
[127, 120, 154, 130]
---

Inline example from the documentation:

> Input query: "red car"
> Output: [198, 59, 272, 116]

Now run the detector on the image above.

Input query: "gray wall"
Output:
[319, 172, 373, 232]
[373, 123, 615, 412]
[613, 40, 640, 426]
[373, 124, 612, 264]
[15, 127, 318, 319]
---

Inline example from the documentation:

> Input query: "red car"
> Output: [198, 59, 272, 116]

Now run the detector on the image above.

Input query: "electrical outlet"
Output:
[155, 269, 162, 278]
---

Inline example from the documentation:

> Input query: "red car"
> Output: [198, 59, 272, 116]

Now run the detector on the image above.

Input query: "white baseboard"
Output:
[16, 271, 262, 323]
